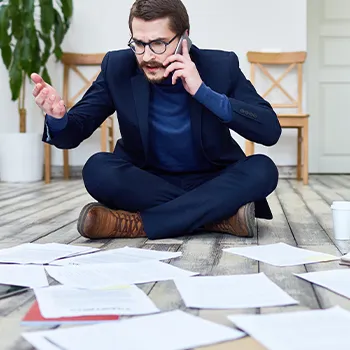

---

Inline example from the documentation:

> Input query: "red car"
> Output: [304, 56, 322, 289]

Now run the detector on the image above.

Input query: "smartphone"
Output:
[174, 33, 192, 55]
[0, 283, 30, 300]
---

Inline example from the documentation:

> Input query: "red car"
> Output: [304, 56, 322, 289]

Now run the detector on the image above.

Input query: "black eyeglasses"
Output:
[128, 34, 178, 55]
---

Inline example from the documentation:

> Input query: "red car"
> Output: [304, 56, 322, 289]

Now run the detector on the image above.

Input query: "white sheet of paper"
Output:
[174, 273, 298, 309]
[341, 252, 350, 262]
[228, 306, 350, 350]
[0, 243, 98, 264]
[22, 332, 61, 350]
[295, 269, 350, 299]
[223, 242, 339, 266]
[0, 264, 48, 288]
[34, 285, 159, 318]
[45, 261, 198, 288]
[51, 246, 182, 266]
[23, 310, 244, 350]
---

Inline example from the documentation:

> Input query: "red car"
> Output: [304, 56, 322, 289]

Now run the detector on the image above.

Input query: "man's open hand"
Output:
[31, 73, 66, 119]
[163, 40, 203, 96]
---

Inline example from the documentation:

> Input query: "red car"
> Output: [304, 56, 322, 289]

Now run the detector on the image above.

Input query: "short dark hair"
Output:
[129, 0, 190, 36]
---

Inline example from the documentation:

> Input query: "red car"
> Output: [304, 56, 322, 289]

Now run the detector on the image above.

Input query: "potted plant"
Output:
[0, 0, 73, 182]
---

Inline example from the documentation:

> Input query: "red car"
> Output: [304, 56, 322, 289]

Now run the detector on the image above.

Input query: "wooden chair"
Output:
[44, 53, 115, 183]
[245, 51, 309, 185]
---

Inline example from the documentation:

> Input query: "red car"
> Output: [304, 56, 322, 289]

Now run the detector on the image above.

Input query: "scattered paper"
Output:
[228, 306, 350, 350]
[295, 269, 350, 299]
[45, 261, 198, 288]
[223, 243, 339, 266]
[22, 332, 61, 350]
[0, 264, 48, 288]
[52, 246, 182, 265]
[341, 252, 350, 263]
[174, 273, 298, 309]
[0, 243, 98, 265]
[34, 285, 159, 318]
[23, 310, 244, 350]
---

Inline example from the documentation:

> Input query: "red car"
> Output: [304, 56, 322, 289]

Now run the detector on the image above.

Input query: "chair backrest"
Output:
[61, 53, 106, 109]
[246, 51, 307, 113]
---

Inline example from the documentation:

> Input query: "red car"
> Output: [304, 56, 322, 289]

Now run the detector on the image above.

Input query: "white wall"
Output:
[0, 0, 307, 167]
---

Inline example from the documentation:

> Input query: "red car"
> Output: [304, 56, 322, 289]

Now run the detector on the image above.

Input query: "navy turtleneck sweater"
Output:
[46, 76, 232, 172]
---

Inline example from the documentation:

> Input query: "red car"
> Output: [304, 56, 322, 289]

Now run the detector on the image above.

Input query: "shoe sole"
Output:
[244, 202, 257, 238]
[77, 202, 104, 238]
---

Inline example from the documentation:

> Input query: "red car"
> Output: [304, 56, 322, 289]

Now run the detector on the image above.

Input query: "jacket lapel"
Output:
[131, 73, 150, 161]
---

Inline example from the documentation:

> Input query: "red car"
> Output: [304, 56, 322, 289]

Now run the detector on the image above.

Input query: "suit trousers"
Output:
[82, 153, 279, 239]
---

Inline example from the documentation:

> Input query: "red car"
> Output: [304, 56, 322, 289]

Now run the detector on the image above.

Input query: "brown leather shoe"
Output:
[77, 203, 146, 239]
[205, 202, 256, 238]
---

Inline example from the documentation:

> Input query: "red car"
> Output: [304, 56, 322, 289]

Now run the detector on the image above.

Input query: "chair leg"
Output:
[109, 118, 114, 152]
[63, 149, 69, 180]
[245, 140, 255, 156]
[44, 143, 51, 184]
[297, 128, 302, 180]
[303, 122, 309, 185]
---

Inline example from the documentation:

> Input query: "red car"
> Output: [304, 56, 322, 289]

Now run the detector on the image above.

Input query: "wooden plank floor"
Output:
[0, 175, 350, 350]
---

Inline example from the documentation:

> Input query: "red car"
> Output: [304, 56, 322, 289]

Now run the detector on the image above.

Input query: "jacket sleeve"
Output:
[42, 52, 116, 149]
[224, 52, 282, 146]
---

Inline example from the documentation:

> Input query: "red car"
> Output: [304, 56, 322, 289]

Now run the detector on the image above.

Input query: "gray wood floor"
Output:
[0, 175, 350, 350]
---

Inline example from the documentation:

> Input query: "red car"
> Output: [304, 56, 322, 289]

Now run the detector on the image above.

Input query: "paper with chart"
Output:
[45, 261, 198, 288]
[0, 243, 99, 264]
[23, 310, 244, 350]
[0, 264, 48, 288]
[223, 242, 339, 266]
[228, 306, 350, 350]
[34, 285, 159, 318]
[174, 273, 297, 309]
[51, 246, 182, 265]
[295, 269, 350, 299]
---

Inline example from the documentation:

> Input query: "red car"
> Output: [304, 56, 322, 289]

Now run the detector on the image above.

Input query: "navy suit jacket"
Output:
[44, 45, 281, 219]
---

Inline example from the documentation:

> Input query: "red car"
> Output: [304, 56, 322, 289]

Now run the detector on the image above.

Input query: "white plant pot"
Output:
[0, 133, 44, 182]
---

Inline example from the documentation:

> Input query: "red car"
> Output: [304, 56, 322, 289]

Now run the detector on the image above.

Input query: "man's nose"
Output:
[143, 45, 155, 62]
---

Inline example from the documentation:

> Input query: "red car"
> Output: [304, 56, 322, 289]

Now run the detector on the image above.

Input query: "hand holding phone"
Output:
[174, 33, 192, 55]
[163, 33, 202, 96]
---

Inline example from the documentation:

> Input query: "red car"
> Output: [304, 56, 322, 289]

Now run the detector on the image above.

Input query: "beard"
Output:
[139, 61, 165, 84]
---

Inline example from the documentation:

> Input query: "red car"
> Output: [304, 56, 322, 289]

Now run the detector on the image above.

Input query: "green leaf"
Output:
[29, 27, 41, 74]
[23, 0, 35, 14]
[53, 9, 64, 46]
[54, 46, 62, 60]
[0, 5, 10, 47]
[61, 0, 73, 22]
[39, 0, 54, 34]
[39, 32, 51, 66]
[1, 44, 12, 68]
[9, 42, 23, 101]
[20, 35, 32, 72]
[9, 0, 23, 40]
[41, 66, 51, 85]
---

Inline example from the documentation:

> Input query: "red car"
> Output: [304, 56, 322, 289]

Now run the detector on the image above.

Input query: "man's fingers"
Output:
[163, 54, 185, 67]
[172, 70, 184, 85]
[164, 62, 185, 78]
[31, 73, 46, 86]
[42, 94, 56, 112]
[35, 88, 49, 107]
[52, 100, 66, 117]
[32, 83, 44, 97]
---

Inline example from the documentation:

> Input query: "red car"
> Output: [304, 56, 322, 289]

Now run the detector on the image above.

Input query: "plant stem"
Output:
[19, 72, 26, 133]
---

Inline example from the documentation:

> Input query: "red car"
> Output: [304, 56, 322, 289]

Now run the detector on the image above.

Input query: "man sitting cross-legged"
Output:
[31, 0, 281, 240]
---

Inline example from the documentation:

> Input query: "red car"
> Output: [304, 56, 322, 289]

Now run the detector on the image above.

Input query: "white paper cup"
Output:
[331, 201, 350, 240]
